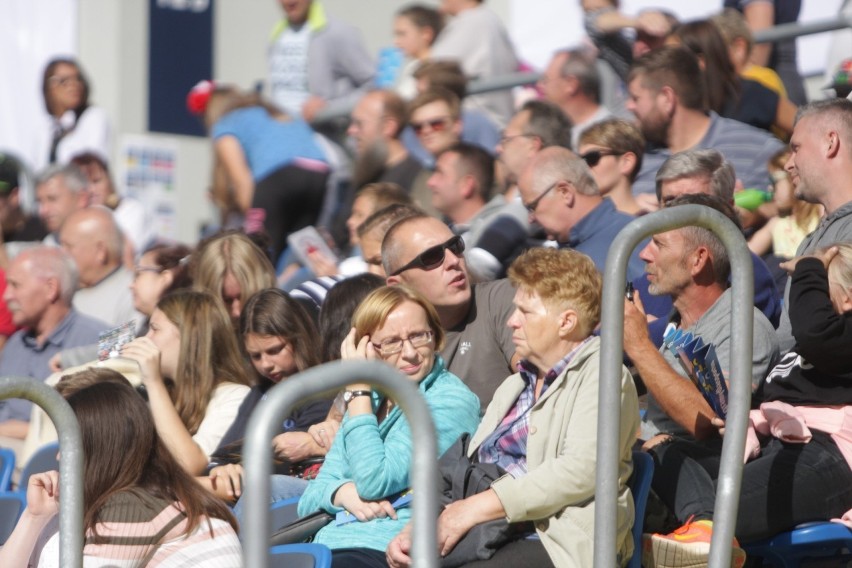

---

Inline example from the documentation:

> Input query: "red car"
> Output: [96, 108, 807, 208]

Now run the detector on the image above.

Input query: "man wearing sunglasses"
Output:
[518, 146, 646, 281]
[383, 214, 517, 408]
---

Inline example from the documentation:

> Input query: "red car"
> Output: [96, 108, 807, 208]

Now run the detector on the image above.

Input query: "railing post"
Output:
[595, 205, 753, 568]
[0, 377, 84, 568]
[242, 359, 439, 568]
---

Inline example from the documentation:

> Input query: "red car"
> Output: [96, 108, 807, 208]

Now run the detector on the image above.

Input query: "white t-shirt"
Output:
[268, 24, 312, 116]
[192, 382, 251, 459]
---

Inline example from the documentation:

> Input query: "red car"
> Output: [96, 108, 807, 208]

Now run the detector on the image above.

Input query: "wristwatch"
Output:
[342, 389, 372, 406]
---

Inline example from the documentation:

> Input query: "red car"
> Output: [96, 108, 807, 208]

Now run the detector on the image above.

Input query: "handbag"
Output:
[269, 510, 334, 546]
[438, 434, 532, 568]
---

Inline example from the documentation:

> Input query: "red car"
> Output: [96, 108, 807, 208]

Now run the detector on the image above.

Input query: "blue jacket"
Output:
[297, 356, 480, 551]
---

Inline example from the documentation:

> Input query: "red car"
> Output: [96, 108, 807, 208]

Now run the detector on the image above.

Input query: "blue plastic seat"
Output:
[627, 450, 654, 568]
[0, 447, 15, 491]
[0, 442, 60, 545]
[270, 496, 301, 532]
[270, 542, 332, 568]
[743, 521, 852, 567]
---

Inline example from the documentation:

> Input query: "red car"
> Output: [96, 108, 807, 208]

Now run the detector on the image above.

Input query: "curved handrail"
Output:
[594, 205, 754, 568]
[0, 377, 84, 568]
[241, 359, 440, 568]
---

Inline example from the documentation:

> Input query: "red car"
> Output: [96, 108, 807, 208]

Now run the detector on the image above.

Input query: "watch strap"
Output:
[344, 389, 372, 405]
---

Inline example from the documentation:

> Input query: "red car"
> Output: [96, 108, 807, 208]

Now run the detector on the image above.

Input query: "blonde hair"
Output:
[768, 149, 822, 232]
[508, 248, 602, 337]
[351, 285, 445, 351]
[578, 118, 645, 182]
[157, 290, 252, 434]
[192, 232, 276, 314]
[826, 243, 852, 292]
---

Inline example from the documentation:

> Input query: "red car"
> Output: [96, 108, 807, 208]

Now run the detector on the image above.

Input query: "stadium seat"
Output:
[743, 521, 852, 567]
[269, 542, 332, 568]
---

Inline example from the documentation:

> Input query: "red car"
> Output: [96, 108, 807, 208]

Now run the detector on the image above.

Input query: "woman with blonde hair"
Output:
[297, 285, 480, 567]
[188, 82, 329, 257]
[121, 289, 252, 476]
[192, 231, 276, 326]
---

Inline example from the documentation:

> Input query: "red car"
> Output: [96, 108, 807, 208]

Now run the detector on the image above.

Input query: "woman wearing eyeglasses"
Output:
[38, 58, 111, 170]
[297, 285, 480, 568]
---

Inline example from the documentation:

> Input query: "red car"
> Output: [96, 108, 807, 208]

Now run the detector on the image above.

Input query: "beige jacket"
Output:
[468, 337, 639, 567]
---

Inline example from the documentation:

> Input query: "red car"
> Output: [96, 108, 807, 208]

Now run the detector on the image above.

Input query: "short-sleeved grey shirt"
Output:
[642, 288, 780, 439]
[441, 279, 517, 410]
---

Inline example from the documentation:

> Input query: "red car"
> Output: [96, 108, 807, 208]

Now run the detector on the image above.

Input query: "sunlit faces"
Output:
[36, 177, 82, 233]
[393, 15, 432, 59]
[80, 162, 113, 207]
[427, 151, 465, 215]
[369, 300, 435, 382]
[626, 77, 671, 146]
[47, 62, 84, 114]
[145, 309, 181, 379]
[537, 53, 569, 105]
[785, 116, 823, 204]
[278, 0, 310, 26]
[659, 176, 712, 208]
[130, 251, 172, 316]
[347, 94, 385, 155]
[506, 286, 564, 370]
[244, 333, 298, 383]
[640, 230, 692, 297]
[517, 168, 566, 241]
[409, 101, 461, 157]
[3, 256, 53, 329]
[497, 110, 538, 181]
[387, 218, 470, 310]
[578, 143, 623, 196]
[360, 228, 385, 277]
[59, 221, 101, 288]
[346, 194, 375, 246]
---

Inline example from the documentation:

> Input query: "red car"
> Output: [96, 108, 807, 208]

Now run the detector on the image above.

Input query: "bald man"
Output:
[59, 207, 142, 327]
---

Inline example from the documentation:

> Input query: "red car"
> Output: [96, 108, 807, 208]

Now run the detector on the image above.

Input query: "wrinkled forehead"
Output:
[400, 219, 453, 250]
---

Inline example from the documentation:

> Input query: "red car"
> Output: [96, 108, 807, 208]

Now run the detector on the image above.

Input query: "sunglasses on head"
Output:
[580, 149, 622, 167]
[410, 117, 451, 135]
[390, 235, 465, 276]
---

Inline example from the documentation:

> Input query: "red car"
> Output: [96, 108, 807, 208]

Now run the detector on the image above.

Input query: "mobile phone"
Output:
[625, 282, 635, 302]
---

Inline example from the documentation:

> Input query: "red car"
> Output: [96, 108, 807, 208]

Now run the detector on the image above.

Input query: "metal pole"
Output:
[0, 377, 84, 568]
[754, 15, 852, 44]
[595, 205, 753, 568]
[242, 359, 440, 568]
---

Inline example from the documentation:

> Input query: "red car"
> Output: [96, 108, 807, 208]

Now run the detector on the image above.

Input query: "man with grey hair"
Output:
[35, 163, 90, 244]
[775, 98, 852, 350]
[517, 146, 645, 279]
[0, 246, 106, 449]
[634, 149, 782, 347]
[538, 47, 613, 150]
[623, 193, 779, 567]
[59, 207, 141, 328]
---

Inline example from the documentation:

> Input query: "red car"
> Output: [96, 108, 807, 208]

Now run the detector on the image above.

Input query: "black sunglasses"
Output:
[390, 235, 465, 276]
[580, 149, 622, 167]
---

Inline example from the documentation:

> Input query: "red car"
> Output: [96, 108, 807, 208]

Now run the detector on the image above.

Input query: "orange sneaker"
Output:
[642, 518, 746, 568]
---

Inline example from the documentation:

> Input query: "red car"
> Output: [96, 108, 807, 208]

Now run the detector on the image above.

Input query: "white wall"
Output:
[72, 0, 848, 243]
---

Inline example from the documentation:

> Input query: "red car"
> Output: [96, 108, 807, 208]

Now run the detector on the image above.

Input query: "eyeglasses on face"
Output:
[411, 117, 452, 135]
[389, 235, 465, 276]
[133, 265, 163, 279]
[49, 74, 82, 88]
[580, 149, 623, 168]
[523, 181, 560, 214]
[372, 330, 434, 357]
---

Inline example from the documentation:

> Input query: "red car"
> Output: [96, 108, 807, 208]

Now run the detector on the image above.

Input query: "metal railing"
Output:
[594, 205, 754, 568]
[0, 377, 84, 568]
[312, 14, 852, 125]
[241, 359, 440, 568]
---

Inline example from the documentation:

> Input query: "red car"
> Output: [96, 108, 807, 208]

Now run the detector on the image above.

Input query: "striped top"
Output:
[34, 490, 242, 567]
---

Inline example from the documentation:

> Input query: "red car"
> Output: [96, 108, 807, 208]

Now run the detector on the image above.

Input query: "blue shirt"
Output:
[562, 197, 646, 281]
[0, 310, 107, 422]
[212, 107, 326, 181]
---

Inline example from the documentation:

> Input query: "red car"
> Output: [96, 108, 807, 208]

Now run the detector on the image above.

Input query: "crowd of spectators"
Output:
[3, 0, 852, 567]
